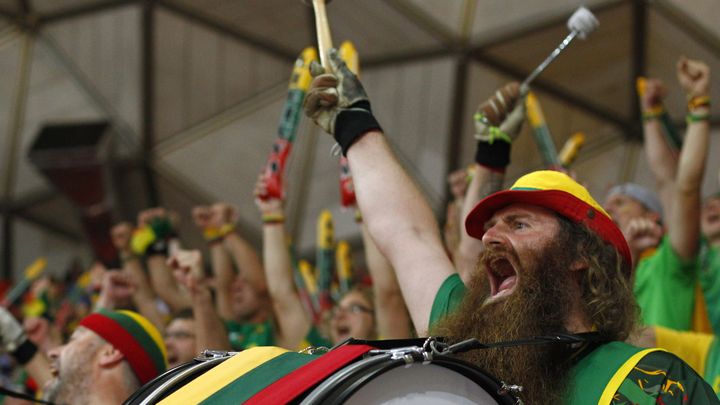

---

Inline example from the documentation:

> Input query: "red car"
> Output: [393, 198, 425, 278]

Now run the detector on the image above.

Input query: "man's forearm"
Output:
[347, 131, 454, 333]
[669, 108, 710, 259]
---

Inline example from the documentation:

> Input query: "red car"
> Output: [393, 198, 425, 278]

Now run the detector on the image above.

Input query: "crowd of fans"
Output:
[0, 52, 716, 404]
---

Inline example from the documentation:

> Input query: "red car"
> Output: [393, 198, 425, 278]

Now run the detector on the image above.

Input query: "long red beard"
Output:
[432, 239, 578, 404]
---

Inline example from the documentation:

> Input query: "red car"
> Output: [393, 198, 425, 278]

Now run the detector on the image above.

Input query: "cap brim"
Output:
[465, 189, 631, 266]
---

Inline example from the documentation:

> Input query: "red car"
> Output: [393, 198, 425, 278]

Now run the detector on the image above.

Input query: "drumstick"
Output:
[521, 6, 598, 92]
[311, 0, 334, 71]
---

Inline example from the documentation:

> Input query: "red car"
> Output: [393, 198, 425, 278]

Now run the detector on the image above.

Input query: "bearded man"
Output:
[303, 49, 718, 403]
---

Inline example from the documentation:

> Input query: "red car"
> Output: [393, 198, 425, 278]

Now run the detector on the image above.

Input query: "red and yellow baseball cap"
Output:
[465, 170, 631, 265]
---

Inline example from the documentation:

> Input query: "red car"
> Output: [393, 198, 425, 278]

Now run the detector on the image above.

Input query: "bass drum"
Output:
[123, 346, 519, 404]
[300, 354, 519, 405]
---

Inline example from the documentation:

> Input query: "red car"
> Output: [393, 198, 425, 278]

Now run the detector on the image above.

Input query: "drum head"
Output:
[346, 362, 503, 405]
[302, 355, 518, 405]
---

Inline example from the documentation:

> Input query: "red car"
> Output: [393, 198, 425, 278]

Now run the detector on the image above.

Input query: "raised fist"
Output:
[677, 56, 710, 99]
[640, 78, 666, 111]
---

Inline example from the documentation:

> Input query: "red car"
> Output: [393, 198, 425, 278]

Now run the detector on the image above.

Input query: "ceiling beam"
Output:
[3, 35, 33, 202]
[14, 211, 84, 242]
[16, 0, 30, 15]
[364, 46, 453, 69]
[445, 56, 470, 174]
[470, 51, 635, 134]
[156, 0, 296, 63]
[0, 5, 20, 21]
[4, 189, 58, 212]
[382, 0, 457, 47]
[629, 0, 647, 140]
[441, 55, 470, 220]
[364, 0, 626, 70]
[39, 0, 138, 25]
[141, 0, 159, 206]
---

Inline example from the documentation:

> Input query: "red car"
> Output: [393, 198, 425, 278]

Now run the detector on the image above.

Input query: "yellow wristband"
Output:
[642, 105, 665, 121]
[262, 213, 285, 224]
[688, 95, 711, 110]
[203, 223, 236, 242]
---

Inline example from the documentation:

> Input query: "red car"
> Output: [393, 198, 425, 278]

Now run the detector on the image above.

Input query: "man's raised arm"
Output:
[669, 57, 711, 260]
[304, 49, 453, 333]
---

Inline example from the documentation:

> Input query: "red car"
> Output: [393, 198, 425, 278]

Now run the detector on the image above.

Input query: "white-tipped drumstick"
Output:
[521, 7, 598, 92]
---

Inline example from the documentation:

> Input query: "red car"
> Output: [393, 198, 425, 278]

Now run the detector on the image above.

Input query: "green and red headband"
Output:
[79, 309, 167, 385]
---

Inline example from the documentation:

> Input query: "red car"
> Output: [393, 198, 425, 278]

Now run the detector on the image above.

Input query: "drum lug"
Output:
[299, 346, 330, 355]
[369, 346, 427, 363]
[498, 382, 524, 404]
[196, 350, 237, 361]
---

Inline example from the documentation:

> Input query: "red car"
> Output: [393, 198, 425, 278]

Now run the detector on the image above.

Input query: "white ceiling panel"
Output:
[21, 194, 85, 237]
[666, 0, 720, 41]
[14, 218, 90, 280]
[157, 89, 289, 226]
[646, 8, 720, 117]
[363, 57, 456, 212]
[169, 0, 311, 56]
[328, 0, 443, 59]
[43, 5, 142, 147]
[14, 41, 105, 198]
[406, 0, 465, 38]
[155, 8, 289, 143]
[0, 36, 21, 198]
[172, 0, 442, 60]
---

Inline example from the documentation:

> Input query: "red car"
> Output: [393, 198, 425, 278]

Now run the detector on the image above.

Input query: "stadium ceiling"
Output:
[0, 0, 718, 279]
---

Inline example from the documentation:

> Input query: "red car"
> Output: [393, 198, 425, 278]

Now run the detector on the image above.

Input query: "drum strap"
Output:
[568, 341, 663, 404]
[245, 344, 375, 404]
[0, 385, 55, 405]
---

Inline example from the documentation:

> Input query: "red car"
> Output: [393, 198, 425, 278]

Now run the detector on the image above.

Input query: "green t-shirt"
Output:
[430, 273, 718, 404]
[224, 319, 331, 351]
[700, 241, 720, 333]
[704, 338, 720, 394]
[634, 235, 698, 330]
[225, 319, 276, 350]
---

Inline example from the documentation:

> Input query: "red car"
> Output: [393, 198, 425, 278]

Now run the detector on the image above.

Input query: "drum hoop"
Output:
[123, 357, 227, 405]
[301, 354, 518, 405]
[299, 353, 393, 404]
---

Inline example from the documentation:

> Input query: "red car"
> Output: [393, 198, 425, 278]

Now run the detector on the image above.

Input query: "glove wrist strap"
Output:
[12, 339, 37, 365]
[334, 101, 382, 156]
[475, 140, 510, 171]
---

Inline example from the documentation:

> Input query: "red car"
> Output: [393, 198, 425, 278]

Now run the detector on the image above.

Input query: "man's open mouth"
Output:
[486, 256, 518, 301]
